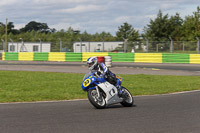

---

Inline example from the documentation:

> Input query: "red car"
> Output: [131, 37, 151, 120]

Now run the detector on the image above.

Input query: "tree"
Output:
[182, 6, 200, 41]
[116, 22, 140, 52]
[144, 10, 170, 41]
[99, 32, 115, 41]
[20, 21, 54, 33]
[116, 22, 140, 41]
[7, 22, 19, 35]
[0, 22, 5, 35]
[168, 13, 183, 41]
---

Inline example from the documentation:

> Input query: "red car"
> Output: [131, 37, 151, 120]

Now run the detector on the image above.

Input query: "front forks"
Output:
[95, 86, 100, 98]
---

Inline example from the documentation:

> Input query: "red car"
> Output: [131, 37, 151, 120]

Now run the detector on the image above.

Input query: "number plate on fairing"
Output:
[98, 81, 118, 101]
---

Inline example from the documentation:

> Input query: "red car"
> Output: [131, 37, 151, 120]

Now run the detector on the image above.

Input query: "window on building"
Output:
[33, 45, 39, 52]
[82, 44, 85, 46]
[98, 44, 101, 46]
[10, 45, 15, 52]
[118, 44, 123, 47]
[76, 44, 80, 46]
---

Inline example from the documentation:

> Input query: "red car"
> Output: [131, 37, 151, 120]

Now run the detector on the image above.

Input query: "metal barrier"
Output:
[2, 52, 200, 64]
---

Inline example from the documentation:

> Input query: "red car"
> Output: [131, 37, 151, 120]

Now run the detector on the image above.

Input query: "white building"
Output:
[73, 41, 124, 52]
[8, 42, 51, 52]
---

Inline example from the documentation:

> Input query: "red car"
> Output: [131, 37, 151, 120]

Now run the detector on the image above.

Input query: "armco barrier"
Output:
[4, 52, 18, 61]
[2, 52, 200, 64]
[108, 53, 134, 62]
[66, 53, 82, 62]
[162, 53, 190, 64]
[135, 53, 162, 63]
[19, 52, 34, 61]
[190, 54, 200, 64]
[48, 52, 66, 61]
[34, 53, 49, 61]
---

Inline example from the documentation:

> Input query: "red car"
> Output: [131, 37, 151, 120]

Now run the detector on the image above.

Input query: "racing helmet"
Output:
[87, 57, 98, 71]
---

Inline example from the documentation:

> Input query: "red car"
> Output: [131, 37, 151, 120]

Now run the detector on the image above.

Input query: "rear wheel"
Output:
[87, 89, 106, 109]
[120, 87, 134, 107]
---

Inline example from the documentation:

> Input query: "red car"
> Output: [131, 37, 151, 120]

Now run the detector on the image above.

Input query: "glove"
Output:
[99, 74, 104, 78]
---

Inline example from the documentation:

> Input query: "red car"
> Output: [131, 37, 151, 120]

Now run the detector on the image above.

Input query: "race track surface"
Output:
[0, 61, 200, 75]
[0, 90, 200, 133]
[0, 61, 200, 133]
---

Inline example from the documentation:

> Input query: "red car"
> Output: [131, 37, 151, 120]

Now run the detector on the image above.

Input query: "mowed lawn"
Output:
[0, 71, 200, 103]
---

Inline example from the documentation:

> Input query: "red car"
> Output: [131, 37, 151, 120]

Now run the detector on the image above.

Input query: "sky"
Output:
[0, 0, 199, 35]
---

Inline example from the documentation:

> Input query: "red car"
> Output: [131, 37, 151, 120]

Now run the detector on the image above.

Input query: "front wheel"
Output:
[87, 89, 106, 109]
[120, 87, 134, 107]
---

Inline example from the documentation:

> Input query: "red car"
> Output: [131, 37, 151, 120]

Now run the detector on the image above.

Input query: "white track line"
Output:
[134, 89, 200, 98]
[0, 90, 200, 105]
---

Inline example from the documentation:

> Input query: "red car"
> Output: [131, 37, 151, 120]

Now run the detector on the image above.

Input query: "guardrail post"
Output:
[10, 38, 14, 52]
[196, 37, 199, 54]
[59, 38, 62, 52]
[39, 38, 42, 52]
[145, 38, 149, 53]
[1, 39, 5, 52]
[169, 36, 173, 53]
[78, 38, 82, 53]
[124, 39, 128, 53]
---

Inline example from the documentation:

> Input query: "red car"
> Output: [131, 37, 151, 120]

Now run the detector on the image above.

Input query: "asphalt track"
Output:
[0, 60, 200, 72]
[0, 61, 200, 133]
[0, 90, 200, 133]
[0, 61, 200, 75]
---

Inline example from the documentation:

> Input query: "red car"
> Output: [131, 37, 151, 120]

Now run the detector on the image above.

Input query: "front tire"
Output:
[87, 89, 106, 109]
[120, 87, 134, 107]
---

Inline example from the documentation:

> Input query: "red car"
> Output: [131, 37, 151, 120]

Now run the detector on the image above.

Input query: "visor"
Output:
[88, 63, 94, 67]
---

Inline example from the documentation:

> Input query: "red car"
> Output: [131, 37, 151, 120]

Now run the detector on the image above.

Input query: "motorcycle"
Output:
[82, 71, 134, 109]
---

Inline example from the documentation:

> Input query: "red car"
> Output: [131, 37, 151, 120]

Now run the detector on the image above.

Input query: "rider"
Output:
[87, 56, 124, 97]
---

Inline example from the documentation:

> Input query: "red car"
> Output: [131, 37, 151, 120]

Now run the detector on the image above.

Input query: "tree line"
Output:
[0, 6, 199, 52]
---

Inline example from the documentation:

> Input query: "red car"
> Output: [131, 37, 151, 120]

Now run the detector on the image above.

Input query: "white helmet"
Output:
[87, 57, 98, 71]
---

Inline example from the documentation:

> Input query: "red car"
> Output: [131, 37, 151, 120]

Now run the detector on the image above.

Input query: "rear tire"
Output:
[87, 89, 106, 109]
[120, 87, 134, 107]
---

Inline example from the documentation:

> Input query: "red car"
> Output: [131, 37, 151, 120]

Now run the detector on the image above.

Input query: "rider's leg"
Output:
[115, 78, 125, 97]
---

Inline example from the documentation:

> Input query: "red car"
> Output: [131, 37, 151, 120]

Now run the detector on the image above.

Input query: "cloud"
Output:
[114, 16, 133, 23]
[14, 23, 25, 29]
[0, 0, 199, 35]
[32, 0, 91, 4]
[56, 4, 105, 14]
[0, 0, 17, 6]
[50, 22, 81, 31]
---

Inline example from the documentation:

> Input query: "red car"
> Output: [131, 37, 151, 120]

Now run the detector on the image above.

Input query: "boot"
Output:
[117, 85, 124, 97]
[117, 86, 128, 99]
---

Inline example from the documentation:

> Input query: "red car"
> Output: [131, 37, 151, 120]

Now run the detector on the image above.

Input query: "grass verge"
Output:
[0, 71, 199, 103]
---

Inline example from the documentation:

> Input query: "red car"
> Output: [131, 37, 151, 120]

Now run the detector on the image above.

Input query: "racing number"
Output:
[109, 88, 116, 96]
[83, 79, 91, 87]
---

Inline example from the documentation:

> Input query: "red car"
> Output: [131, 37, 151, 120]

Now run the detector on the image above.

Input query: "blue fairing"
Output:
[82, 72, 106, 91]
[82, 71, 123, 91]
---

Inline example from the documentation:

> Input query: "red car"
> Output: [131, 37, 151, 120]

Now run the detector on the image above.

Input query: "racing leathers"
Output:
[93, 62, 122, 91]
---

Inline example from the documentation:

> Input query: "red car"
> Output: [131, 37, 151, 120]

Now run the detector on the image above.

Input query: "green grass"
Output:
[0, 71, 200, 103]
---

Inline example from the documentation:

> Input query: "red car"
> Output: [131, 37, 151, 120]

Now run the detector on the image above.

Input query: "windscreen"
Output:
[83, 71, 91, 81]
[83, 70, 97, 81]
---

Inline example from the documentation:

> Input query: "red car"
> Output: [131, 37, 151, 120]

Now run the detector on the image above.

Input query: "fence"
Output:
[2, 52, 200, 64]
[127, 41, 199, 54]
[0, 40, 199, 54]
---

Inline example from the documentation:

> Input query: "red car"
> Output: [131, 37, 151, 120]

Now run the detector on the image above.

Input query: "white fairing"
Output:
[98, 81, 123, 105]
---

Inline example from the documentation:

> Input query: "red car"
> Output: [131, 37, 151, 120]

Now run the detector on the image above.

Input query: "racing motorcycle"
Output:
[82, 71, 134, 109]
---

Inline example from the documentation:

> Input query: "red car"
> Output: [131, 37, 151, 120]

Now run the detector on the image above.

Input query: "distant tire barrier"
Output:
[97, 56, 105, 63]
[2, 52, 200, 64]
[82, 52, 108, 62]
[104, 56, 112, 67]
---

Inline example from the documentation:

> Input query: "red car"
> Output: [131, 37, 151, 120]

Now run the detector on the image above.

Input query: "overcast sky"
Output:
[0, 0, 199, 35]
